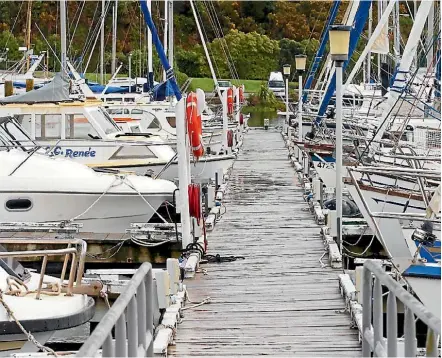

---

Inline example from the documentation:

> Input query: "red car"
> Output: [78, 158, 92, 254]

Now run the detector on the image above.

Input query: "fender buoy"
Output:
[188, 184, 201, 225]
[227, 87, 234, 115]
[186, 92, 204, 158]
[239, 86, 244, 103]
[239, 114, 244, 125]
[227, 129, 234, 147]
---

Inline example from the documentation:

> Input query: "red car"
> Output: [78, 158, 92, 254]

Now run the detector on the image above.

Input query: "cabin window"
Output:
[110, 145, 157, 159]
[147, 117, 161, 129]
[124, 98, 134, 102]
[35, 114, 62, 139]
[108, 109, 123, 115]
[131, 109, 143, 114]
[5, 198, 32, 212]
[65, 114, 100, 139]
[167, 117, 176, 128]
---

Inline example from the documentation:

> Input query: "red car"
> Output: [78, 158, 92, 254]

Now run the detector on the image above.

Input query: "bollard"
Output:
[26, 78, 34, 92]
[4, 80, 13, 97]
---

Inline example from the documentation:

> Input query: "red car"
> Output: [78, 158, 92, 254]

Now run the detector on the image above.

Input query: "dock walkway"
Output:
[172, 129, 361, 356]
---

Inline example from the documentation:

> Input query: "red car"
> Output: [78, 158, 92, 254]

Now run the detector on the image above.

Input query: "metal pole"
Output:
[176, 98, 191, 248]
[168, 0, 174, 68]
[100, 0, 105, 84]
[189, 0, 222, 99]
[222, 90, 228, 152]
[163, 0, 168, 82]
[367, 3, 372, 84]
[60, 0, 67, 75]
[426, 1, 434, 69]
[128, 54, 132, 93]
[285, 77, 289, 136]
[111, 0, 118, 75]
[298, 73, 303, 160]
[147, 0, 153, 79]
[335, 62, 343, 254]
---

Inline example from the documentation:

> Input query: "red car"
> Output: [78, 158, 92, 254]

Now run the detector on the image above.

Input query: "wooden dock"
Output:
[171, 128, 361, 356]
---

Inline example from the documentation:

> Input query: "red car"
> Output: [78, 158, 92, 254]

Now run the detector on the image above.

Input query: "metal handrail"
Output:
[0, 237, 87, 285]
[362, 260, 441, 357]
[77, 262, 154, 357]
[0, 248, 78, 298]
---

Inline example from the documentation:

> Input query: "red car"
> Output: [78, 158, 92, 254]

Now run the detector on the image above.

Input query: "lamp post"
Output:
[329, 25, 351, 256]
[295, 55, 307, 161]
[282, 64, 291, 136]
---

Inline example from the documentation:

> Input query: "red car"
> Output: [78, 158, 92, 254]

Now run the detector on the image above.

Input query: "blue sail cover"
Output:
[139, 0, 182, 101]
[88, 83, 137, 94]
[152, 80, 174, 101]
[303, 0, 341, 103]
[315, 0, 373, 124]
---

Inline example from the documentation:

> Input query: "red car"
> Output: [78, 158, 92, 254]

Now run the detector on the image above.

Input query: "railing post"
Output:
[146, 269, 154, 357]
[102, 333, 114, 357]
[404, 308, 417, 357]
[387, 291, 397, 357]
[127, 296, 138, 357]
[426, 328, 439, 357]
[137, 280, 147, 349]
[373, 277, 383, 353]
[362, 266, 372, 357]
[115, 312, 128, 357]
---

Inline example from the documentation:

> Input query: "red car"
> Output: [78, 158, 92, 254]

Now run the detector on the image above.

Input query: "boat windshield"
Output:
[0, 116, 35, 151]
[268, 81, 284, 88]
[89, 107, 121, 135]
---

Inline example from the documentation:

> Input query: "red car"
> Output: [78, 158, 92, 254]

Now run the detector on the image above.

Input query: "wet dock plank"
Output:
[171, 129, 361, 356]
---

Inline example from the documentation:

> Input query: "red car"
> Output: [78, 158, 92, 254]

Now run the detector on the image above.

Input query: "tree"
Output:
[208, 30, 280, 80]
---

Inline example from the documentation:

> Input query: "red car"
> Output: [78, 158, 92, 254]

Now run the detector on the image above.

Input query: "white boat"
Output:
[0, 119, 177, 234]
[0, 245, 95, 353]
[0, 80, 236, 181]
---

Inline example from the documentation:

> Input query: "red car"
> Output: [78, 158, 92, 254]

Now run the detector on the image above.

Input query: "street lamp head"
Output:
[329, 25, 351, 62]
[282, 64, 291, 76]
[295, 55, 307, 72]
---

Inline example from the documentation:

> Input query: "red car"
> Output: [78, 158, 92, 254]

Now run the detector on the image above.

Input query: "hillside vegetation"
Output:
[0, 1, 413, 82]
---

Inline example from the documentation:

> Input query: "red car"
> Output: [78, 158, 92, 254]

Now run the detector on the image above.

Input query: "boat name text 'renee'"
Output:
[51, 146, 97, 158]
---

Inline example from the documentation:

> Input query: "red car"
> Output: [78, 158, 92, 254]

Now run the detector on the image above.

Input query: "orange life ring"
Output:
[186, 92, 204, 158]
[239, 87, 244, 103]
[227, 87, 234, 115]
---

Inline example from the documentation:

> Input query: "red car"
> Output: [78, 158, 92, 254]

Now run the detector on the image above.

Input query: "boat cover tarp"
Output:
[88, 83, 137, 94]
[0, 73, 71, 104]
[151, 80, 174, 101]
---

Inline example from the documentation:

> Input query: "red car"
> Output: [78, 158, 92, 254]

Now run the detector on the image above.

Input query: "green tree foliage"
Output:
[0, 1, 416, 81]
[209, 30, 280, 80]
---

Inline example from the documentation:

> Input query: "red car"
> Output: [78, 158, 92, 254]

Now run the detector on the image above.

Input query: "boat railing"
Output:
[362, 260, 441, 357]
[77, 262, 154, 357]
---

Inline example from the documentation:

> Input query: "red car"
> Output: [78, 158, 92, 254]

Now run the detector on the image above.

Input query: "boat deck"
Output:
[171, 128, 361, 356]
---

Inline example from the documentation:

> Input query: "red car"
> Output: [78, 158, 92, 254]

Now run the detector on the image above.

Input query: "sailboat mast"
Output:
[189, 0, 222, 98]
[168, 0, 173, 67]
[163, 0, 168, 82]
[26, 0, 32, 72]
[427, 1, 434, 69]
[393, 1, 400, 64]
[111, 0, 118, 75]
[60, 0, 67, 74]
[147, 0, 153, 82]
[100, 0, 105, 84]
[367, 3, 372, 83]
